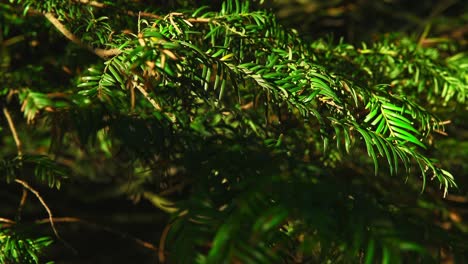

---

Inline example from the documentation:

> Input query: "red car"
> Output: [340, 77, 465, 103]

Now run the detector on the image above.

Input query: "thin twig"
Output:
[158, 182, 187, 196]
[43, 12, 121, 59]
[14, 179, 76, 254]
[16, 188, 28, 221]
[74, 0, 212, 22]
[133, 82, 177, 123]
[75, 0, 160, 18]
[0, 217, 15, 225]
[133, 83, 162, 111]
[35, 217, 159, 252]
[1, 215, 160, 253]
[168, 13, 182, 34]
[3, 107, 23, 158]
[14, 179, 59, 237]
[158, 222, 172, 263]
[434, 129, 448, 136]
[445, 194, 468, 203]
[26, 5, 211, 60]
[75, 0, 105, 8]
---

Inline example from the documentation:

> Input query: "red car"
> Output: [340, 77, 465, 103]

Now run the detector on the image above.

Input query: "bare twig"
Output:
[16, 188, 28, 221]
[3, 107, 23, 158]
[1, 215, 160, 253]
[434, 129, 448, 136]
[43, 12, 121, 59]
[2, 35, 26, 47]
[35, 217, 159, 252]
[133, 82, 177, 123]
[438, 120, 452, 126]
[14, 179, 59, 237]
[445, 194, 468, 203]
[133, 82, 162, 111]
[158, 222, 172, 263]
[418, 0, 458, 46]
[75, 0, 160, 18]
[0, 217, 15, 225]
[158, 182, 187, 196]
[168, 13, 182, 34]
[14, 179, 76, 253]
[74, 0, 211, 22]
[240, 101, 254, 110]
[75, 0, 105, 8]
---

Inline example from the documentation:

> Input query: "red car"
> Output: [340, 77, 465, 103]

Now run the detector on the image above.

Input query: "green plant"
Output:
[1, 0, 467, 263]
[0, 226, 53, 264]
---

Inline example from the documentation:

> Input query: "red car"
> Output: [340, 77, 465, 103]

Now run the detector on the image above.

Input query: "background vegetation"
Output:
[0, 0, 467, 263]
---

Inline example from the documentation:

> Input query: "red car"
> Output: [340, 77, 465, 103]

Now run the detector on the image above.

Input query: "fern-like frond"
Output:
[0, 155, 67, 188]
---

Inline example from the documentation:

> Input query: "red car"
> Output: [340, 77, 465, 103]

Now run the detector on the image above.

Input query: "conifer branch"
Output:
[43, 12, 121, 59]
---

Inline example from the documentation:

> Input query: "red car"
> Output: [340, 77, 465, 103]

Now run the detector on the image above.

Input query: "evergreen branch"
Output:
[43, 12, 121, 58]
[74, 0, 160, 19]
[74, 0, 212, 23]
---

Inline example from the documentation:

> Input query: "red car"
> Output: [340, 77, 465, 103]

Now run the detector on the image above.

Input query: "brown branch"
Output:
[158, 222, 172, 263]
[132, 10, 211, 23]
[1, 215, 160, 254]
[3, 107, 23, 158]
[74, 0, 160, 18]
[43, 12, 121, 59]
[2, 35, 26, 47]
[75, 0, 105, 8]
[3, 107, 30, 224]
[14, 179, 76, 254]
[240, 101, 254, 110]
[168, 13, 182, 34]
[14, 180, 59, 237]
[74, 0, 211, 22]
[31, 3, 212, 60]
[445, 194, 468, 203]
[0, 217, 15, 225]
[16, 188, 28, 221]
[35, 217, 159, 252]
[158, 182, 187, 196]
[133, 82, 176, 123]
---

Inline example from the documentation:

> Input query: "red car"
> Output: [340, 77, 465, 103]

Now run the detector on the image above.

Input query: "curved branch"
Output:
[158, 222, 172, 263]
[0, 217, 15, 225]
[2, 107, 22, 158]
[74, 0, 211, 22]
[43, 12, 121, 59]
[16, 188, 28, 221]
[14, 179, 77, 254]
[0, 216, 159, 254]
[14, 180, 58, 237]
[35, 217, 159, 252]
